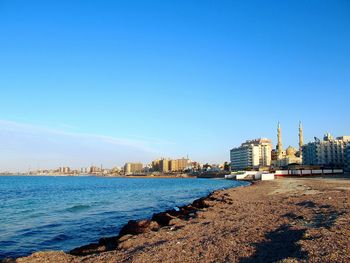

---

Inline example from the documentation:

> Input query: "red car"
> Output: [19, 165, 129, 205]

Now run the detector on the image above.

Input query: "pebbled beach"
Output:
[12, 176, 350, 263]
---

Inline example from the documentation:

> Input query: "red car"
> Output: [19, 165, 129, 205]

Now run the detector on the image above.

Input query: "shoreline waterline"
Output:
[15, 176, 350, 263]
[68, 180, 252, 257]
[0, 176, 248, 259]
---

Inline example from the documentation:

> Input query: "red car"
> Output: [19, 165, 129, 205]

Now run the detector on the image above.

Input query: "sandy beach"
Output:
[9, 176, 350, 263]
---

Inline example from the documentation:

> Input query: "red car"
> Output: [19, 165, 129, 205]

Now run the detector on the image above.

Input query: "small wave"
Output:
[66, 204, 91, 212]
[93, 200, 113, 206]
[27, 212, 47, 218]
[51, 233, 69, 242]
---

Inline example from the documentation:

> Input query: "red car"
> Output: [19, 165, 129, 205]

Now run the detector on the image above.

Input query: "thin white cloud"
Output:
[0, 119, 172, 153]
[0, 119, 174, 171]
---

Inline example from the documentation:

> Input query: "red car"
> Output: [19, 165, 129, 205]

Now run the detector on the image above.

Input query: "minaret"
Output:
[299, 121, 303, 159]
[277, 122, 283, 159]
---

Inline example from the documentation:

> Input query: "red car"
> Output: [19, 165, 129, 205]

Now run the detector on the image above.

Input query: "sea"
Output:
[0, 176, 248, 259]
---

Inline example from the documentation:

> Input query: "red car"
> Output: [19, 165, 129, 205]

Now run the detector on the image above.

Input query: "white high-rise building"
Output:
[345, 143, 350, 172]
[302, 134, 350, 168]
[230, 138, 272, 170]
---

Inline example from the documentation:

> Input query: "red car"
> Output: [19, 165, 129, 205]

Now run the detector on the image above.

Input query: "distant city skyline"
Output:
[1, 118, 348, 172]
[1, 1, 349, 171]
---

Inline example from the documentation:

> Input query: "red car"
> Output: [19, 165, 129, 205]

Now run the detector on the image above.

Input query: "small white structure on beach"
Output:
[261, 173, 275, 180]
[225, 171, 275, 181]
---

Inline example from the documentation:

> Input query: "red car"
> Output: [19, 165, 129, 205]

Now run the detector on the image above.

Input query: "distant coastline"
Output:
[0, 173, 193, 178]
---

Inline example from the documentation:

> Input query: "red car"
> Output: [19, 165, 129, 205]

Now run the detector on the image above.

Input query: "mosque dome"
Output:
[286, 146, 297, 157]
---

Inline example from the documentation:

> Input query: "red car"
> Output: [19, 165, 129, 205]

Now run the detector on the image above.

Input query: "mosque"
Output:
[274, 122, 303, 167]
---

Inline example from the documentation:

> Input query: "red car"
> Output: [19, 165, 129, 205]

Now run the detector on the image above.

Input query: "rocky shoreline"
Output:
[68, 189, 225, 257]
[5, 176, 350, 262]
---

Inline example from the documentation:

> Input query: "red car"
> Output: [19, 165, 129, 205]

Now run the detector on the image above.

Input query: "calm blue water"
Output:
[0, 176, 247, 258]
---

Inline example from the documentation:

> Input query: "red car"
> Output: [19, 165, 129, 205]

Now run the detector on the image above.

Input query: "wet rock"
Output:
[70, 242, 106, 256]
[69, 236, 119, 256]
[152, 212, 176, 226]
[119, 219, 159, 236]
[1, 258, 16, 263]
[192, 198, 210, 209]
[98, 236, 119, 250]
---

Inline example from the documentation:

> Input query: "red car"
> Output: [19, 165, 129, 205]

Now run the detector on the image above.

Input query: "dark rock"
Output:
[119, 219, 159, 236]
[192, 198, 210, 209]
[152, 212, 176, 226]
[1, 258, 16, 263]
[98, 236, 119, 250]
[70, 242, 105, 256]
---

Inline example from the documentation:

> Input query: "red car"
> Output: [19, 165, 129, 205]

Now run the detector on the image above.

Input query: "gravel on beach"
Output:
[12, 176, 350, 263]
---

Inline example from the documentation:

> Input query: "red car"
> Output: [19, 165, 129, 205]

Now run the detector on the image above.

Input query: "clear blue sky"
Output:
[0, 0, 349, 171]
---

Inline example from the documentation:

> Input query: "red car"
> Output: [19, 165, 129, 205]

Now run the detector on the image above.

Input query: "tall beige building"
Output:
[124, 162, 143, 175]
[159, 159, 169, 173]
[152, 158, 189, 173]
[169, 160, 178, 172]
[230, 138, 272, 170]
[174, 158, 189, 171]
[89, 166, 101, 174]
